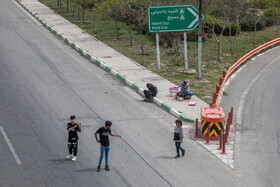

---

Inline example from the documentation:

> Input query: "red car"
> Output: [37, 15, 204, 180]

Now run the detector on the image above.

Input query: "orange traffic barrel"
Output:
[201, 107, 225, 140]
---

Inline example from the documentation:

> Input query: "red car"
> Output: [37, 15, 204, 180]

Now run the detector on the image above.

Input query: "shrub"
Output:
[262, 17, 275, 27]
[252, 0, 270, 9]
[240, 17, 264, 31]
[223, 23, 238, 36]
[204, 21, 238, 36]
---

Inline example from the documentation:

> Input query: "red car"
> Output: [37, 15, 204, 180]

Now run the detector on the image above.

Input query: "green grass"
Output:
[39, 0, 280, 104]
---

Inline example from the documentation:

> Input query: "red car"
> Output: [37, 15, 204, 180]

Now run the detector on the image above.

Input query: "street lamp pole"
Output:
[198, 0, 203, 79]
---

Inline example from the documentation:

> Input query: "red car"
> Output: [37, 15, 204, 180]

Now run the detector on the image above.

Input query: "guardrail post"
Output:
[212, 93, 217, 105]
[226, 118, 231, 138]
[229, 112, 232, 126]
[225, 119, 229, 145]
[230, 107, 234, 125]
[221, 133, 227, 155]
[223, 71, 226, 79]
[216, 85, 220, 94]
[219, 78, 223, 86]
[218, 130, 223, 150]
[228, 113, 232, 132]
[194, 118, 199, 139]
[205, 124, 211, 145]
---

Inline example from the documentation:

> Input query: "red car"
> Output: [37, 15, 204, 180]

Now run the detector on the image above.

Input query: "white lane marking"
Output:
[0, 126, 22, 165]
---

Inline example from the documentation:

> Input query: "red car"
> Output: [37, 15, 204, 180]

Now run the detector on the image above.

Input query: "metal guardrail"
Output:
[211, 37, 280, 108]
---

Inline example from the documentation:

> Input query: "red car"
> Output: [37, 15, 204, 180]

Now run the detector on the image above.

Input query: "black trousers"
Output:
[144, 90, 155, 100]
[68, 141, 78, 156]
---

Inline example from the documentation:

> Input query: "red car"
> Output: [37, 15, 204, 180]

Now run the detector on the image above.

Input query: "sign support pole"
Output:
[198, 0, 203, 79]
[156, 33, 160, 70]
[184, 32, 188, 71]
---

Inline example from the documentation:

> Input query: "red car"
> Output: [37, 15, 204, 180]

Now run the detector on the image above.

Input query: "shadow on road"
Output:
[47, 158, 69, 163]
[155, 155, 175, 159]
[75, 168, 97, 172]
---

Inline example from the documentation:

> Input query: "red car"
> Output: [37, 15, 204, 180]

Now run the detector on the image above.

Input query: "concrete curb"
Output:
[16, 0, 194, 123]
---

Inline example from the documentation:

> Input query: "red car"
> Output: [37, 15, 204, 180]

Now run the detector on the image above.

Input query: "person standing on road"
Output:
[94, 121, 121, 172]
[66, 115, 82, 162]
[144, 83, 157, 102]
[173, 119, 185, 158]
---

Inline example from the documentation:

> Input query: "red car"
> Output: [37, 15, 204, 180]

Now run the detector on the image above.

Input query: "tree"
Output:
[204, 1, 229, 62]
[228, 0, 249, 55]
[99, 0, 125, 40]
[135, 0, 149, 56]
[123, 0, 136, 47]
[227, 22, 237, 56]
[248, 8, 263, 46]
[70, 0, 96, 24]
[90, 0, 100, 28]
[264, 0, 280, 35]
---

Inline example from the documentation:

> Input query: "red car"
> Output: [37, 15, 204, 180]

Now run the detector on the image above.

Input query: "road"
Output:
[0, 0, 237, 187]
[2, 0, 280, 186]
[221, 46, 280, 186]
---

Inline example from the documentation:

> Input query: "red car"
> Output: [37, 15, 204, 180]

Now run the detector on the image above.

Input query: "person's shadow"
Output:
[155, 155, 175, 159]
[47, 158, 69, 164]
[75, 168, 97, 172]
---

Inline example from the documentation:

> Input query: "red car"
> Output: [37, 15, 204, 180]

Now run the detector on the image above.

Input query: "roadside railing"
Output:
[211, 37, 280, 108]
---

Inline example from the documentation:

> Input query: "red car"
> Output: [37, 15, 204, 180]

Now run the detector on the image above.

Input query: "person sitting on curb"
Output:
[175, 80, 194, 101]
[178, 80, 189, 91]
[144, 83, 157, 102]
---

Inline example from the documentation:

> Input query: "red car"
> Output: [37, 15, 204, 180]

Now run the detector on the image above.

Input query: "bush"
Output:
[223, 23, 238, 36]
[252, 0, 270, 9]
[240, 17, 264, 31]
[204, 21, 238, 36]
[157, 30, 206, 48]
[262, 17, 275, 27]
[186, 30, 206, 42]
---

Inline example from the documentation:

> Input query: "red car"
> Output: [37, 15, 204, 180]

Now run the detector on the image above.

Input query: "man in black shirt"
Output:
[144, 83, 157, 102]
[94, 121, 121, 172]
[66, 115, 82, 162]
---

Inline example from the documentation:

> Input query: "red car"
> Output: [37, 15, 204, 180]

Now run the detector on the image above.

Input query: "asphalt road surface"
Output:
[1, 0, 280, 186]
[221, 46, 280, 186]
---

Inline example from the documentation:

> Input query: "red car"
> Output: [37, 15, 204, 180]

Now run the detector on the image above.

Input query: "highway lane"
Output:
[0, 1, 173, 186]
[0, 0, 239, 186]
[221, 46, 280, 186]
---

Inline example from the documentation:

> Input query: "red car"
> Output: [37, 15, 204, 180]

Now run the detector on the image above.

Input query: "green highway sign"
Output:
[148, 5, 205, 33]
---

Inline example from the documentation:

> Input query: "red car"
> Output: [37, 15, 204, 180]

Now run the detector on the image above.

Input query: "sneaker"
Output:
[182, 150, 185, 157]
[97, 166, 101, 172]
[175, 155, 180, 158]
[66, 154, 73, 159]
[72, 156, 77, 162]
[105, 165, 110, 171]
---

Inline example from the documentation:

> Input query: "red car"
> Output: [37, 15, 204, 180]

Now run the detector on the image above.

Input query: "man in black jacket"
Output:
[144, 83, 157, 102]
[66, 115, 82, 162]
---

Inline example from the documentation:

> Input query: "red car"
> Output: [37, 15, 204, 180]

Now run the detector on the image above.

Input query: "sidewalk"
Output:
[18, 0, 208, 123]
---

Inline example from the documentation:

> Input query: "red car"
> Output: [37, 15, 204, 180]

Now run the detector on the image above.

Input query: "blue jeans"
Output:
[175, 142, 184, 155]
[98, 145, 110, 166]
